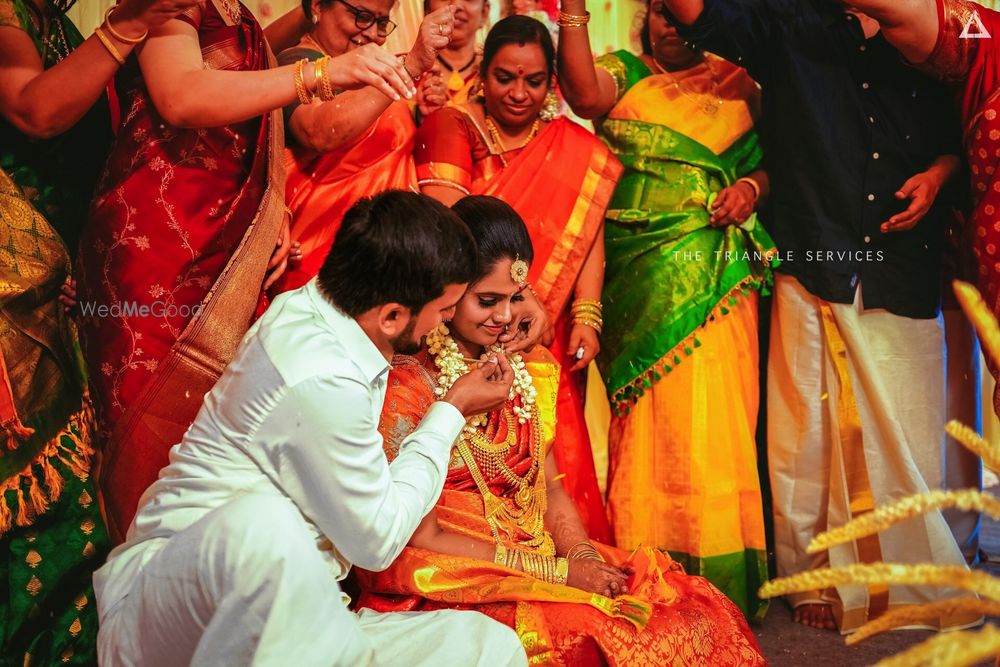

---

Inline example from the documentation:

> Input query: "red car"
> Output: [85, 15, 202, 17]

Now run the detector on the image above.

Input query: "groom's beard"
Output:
[390, 318, 422, 355]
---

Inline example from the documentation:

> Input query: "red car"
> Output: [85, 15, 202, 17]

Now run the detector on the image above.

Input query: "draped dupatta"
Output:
[76, 2, 286, 541]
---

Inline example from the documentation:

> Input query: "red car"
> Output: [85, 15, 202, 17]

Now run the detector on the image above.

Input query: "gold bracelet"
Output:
[397, 54, 422, 82]
[294, 58, 314, 106]
[571, 306, 603, 318]
[104, 6, 147, 43]
[316, 56, 338, 101]
[557, 10, 591, 27]
[735, 176, 761, 202]
[573, 318, 603, 334]
[555, 557, 569, 585]
[94, 28, 125, 65]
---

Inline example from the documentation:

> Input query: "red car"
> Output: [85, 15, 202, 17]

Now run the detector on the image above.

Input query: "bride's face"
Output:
[449, 257, 529, 350]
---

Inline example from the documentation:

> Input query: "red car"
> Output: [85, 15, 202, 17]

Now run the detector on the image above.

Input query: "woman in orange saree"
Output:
[272, 0, 456, 293]
[357, 196, 766, 666]
[75, 0, 420, 541]
[415, 16, 620, 541]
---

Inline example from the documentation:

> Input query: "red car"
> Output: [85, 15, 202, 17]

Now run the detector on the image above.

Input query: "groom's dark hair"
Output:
[318, 190, 477, 317]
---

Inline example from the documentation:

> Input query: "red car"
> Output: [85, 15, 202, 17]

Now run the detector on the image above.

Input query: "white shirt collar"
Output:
[305, 279, 391, 385]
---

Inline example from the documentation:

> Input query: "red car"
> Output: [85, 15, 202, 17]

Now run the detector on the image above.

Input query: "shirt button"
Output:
[869, 116, 875, 123]
[867, 194, 876, 201]
[850, 275, 859, 287]
[864, 235, 872, 243]
[860, 44, 867, 52]
[862, 82, 870, 89]
[872, 152, 880, 159]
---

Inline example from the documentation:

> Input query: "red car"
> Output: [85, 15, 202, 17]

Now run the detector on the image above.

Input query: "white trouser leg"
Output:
[98, 493, 375, 667]
[357, 608, 527, 667]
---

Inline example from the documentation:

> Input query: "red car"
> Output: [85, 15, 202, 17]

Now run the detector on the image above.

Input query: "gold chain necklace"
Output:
[485, 115, 540, 158]
[651, 55, 723, 117]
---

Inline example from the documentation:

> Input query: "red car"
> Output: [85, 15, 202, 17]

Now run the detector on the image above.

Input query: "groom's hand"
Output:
[443, 354, 514, 416]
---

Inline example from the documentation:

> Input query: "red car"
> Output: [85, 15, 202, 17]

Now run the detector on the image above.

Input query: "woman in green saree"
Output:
[557, 0, 776, 619]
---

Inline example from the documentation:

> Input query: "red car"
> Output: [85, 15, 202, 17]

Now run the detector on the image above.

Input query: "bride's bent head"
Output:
[448, 196, 535, 357]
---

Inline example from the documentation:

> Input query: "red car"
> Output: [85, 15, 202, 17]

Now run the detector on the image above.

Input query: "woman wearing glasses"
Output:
[270, 0, 456, 293]
[76, 0, 422, 542]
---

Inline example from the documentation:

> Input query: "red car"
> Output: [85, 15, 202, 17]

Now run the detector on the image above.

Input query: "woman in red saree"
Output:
[76, 0, 421, 541]
[415, 16, 620, 541]
[272, 0, 458, 293]
[357, 196, 765, 666]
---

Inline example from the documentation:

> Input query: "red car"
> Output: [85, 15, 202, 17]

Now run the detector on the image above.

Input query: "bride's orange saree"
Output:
[357, 349, 766, 666]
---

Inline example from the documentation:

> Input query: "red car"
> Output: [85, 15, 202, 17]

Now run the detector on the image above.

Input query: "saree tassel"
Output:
[2, 417, 35, 451]
[42, 458, 64, 503]
[15, 486, 33, 527]
[26, 473, 49, 519]
[0, 493, 11, 535]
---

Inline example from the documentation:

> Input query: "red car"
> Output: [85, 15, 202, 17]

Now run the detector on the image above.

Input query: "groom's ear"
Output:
[376, 302, 412, 337]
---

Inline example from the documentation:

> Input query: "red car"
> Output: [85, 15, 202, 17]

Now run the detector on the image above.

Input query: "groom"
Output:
[93, 191, 529, 666]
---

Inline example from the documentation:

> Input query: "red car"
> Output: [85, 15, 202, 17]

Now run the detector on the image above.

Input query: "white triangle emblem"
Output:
[960, 9, 991, 39]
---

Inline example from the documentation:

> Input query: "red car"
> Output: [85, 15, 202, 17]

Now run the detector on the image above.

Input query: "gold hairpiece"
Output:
[510, 256, 529, 287]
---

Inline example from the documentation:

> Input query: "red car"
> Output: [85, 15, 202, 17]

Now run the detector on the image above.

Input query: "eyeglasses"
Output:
[332, 0, 397, 37]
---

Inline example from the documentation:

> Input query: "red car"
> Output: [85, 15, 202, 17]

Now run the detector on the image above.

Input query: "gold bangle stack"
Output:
[558, 10, 591, 27]
[315, 56, 339, 101]
[571, 298, 603, 334]
[566, 540, 605, 562]
[293, 58, 315, 105]
[495, 544, 523, 570]
[104, 6, 148, 43]
[94, 28, 125, 65]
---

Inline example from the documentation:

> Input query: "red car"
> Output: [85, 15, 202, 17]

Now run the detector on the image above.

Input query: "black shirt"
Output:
[667, 0, 962, 318]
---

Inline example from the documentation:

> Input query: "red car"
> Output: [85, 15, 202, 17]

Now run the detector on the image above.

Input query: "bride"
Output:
[355, 195, 767, 666]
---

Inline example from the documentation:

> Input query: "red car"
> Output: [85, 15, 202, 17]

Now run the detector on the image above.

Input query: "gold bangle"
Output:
[316, 56, 338, 101]
[571, 306, 603, 317]
[104, 6, 147, 43]
[573, 318, 603, 334]
[735, 176, 761, 202]
[94, 28, 125, 65]
[555, 557, 569, 585]
[572, 298, 602, 308]
[557, 10, 591, 27]
[294, 58, 314, 106]
[397, 54, 422, 82]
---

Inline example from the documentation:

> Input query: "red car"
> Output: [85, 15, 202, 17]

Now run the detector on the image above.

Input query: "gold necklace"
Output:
[485, 115, 540, 155]
[651, 55, 724, 117]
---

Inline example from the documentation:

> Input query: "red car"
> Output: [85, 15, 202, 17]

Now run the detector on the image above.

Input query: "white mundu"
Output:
[93, 280, 527, 667]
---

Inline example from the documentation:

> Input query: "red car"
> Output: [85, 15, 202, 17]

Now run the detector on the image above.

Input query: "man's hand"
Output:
[882, 156, 958, 233]
[443, 353, 514, 416]
[498, 288, 550, 353]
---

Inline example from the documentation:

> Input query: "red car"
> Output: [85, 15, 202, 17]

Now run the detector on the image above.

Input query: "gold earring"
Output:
[539, 90, 559, 122]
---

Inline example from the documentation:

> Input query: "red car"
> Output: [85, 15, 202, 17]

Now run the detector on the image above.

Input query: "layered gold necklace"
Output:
[484, 115, 540, 166]
[427, 325, 554, 555]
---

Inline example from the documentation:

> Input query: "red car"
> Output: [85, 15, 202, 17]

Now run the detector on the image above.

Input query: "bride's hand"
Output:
[566, 558, 630, 597]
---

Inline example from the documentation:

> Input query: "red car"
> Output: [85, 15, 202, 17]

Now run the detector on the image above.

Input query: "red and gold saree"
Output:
[272, 64, 418, 293]
[357, 348, 766, 666]
[75, 2, 286, 541]
[414, 108, 621, 542]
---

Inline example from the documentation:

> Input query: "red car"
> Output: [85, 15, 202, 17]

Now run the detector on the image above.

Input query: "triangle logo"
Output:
[960, 9, 992, 39]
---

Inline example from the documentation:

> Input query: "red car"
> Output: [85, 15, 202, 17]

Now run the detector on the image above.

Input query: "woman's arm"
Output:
[556, 0, 618, 119]
[567, 226, 604, 371]
[289, 5, 454, 153]
[139, 16, 415, 129]
[542, 449, 592, 555]
[0, 0, 198, 137]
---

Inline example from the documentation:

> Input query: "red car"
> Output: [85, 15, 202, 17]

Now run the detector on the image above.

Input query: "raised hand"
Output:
[325, 43, 417, 101]
[407, 4, 457, 78]
[416, 66, 449, 117]
[498, 288, 550, 354]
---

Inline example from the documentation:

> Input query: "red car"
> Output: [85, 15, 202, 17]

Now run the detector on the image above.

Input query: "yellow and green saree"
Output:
[596, 50, 775, 619]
